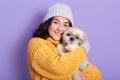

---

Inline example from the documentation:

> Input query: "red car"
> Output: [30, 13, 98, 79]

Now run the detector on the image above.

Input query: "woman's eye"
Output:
[53, 21, 58, 24]
[64, 24, 69, 27]
[64, 25, 69, 27]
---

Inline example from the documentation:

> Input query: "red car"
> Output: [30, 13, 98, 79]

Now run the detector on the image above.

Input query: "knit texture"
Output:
[43, 2, 73, 25]
[80, 63, 102, 80]
[27, 37, 86, 80]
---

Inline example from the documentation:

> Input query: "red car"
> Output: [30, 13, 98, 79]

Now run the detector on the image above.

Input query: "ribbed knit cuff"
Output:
[79, 60, 88, 70]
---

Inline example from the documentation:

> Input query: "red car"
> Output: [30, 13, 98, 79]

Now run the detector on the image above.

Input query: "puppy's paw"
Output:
[65, 44, 78, 51]
[57, 44, 65, 54]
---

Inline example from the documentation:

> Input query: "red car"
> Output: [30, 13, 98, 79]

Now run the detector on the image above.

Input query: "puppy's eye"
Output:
[67, 34, 70, 36]
[76, 36, 79, 39]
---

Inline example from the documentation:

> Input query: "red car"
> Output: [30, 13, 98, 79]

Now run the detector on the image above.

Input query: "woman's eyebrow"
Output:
[53, 18, 69, 24]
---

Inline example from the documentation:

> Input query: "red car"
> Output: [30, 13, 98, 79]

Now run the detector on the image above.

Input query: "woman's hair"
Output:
[33, 17, 72, 39]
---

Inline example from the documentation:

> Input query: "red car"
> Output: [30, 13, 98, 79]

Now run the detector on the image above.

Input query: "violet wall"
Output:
[0, 0, 120, 80]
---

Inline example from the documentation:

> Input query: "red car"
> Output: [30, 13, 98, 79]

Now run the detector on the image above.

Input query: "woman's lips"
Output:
[54, 31, 62, 36]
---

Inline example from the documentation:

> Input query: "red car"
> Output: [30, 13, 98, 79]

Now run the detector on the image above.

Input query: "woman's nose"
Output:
[58, 25, 65, 32]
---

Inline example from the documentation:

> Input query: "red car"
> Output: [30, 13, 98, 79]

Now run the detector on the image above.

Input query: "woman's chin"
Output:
[53, 36, 61, 41]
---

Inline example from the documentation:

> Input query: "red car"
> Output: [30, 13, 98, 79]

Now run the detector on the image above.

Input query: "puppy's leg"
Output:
[65, 44, 78, 52]
[72, 70, 83, 80]
[57, 44, 65, 54]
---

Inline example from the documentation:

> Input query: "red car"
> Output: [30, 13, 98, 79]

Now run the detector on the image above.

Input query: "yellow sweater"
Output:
[27, 37, 87, 80]
[80, 62, 102, 80]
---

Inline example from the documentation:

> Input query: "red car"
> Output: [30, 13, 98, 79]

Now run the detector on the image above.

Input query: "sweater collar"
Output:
[47, 37, 60, 46]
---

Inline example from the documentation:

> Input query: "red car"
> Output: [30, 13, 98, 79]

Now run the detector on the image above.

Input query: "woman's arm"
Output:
[27, 38, 87, 79]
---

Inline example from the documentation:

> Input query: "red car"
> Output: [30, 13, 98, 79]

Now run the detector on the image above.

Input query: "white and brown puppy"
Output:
[57, 27, 88, 54]
[57, 27, 89, 80]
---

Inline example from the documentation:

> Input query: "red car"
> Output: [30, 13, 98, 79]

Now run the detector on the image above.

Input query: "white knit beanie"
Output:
[43, 2, 73, 25]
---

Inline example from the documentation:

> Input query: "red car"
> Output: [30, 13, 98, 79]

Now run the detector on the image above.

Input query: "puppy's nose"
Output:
[70, 37, 74, 41]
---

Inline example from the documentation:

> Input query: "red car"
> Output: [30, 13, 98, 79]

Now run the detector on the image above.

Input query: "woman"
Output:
[27, 2, 102, 80]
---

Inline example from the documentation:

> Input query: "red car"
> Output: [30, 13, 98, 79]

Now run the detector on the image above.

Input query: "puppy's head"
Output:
[62, 27, 87, 46]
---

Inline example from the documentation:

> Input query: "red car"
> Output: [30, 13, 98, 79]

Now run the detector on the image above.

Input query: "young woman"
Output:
[27, 2, 102, 80]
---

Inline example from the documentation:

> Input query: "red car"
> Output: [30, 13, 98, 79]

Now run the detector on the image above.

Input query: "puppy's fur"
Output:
[57, 27, 87, 80]
[57, 27, 87, 54]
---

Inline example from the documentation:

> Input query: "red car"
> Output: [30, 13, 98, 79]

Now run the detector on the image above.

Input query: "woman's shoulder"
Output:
[29, 37, 44, 41]
[28, 37, 46, 45]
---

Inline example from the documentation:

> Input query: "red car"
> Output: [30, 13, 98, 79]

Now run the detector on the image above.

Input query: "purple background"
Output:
[0, 0, 120, 80]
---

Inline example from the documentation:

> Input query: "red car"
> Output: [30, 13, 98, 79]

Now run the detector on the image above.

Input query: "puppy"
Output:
[57, 27, 88, 80]
[57, 27, 87, 54]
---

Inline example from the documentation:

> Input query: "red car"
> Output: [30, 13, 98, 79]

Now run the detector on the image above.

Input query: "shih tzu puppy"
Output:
[57, 27, 90, 80]
[57, 27, 89, 54]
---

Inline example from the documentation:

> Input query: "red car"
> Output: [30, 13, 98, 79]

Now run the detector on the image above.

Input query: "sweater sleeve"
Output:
[27, 38, 87, 79]
[79, 39, 90, 70]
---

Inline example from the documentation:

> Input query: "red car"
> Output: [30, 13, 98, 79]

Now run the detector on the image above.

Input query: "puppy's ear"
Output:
[82, 33, 87, 41]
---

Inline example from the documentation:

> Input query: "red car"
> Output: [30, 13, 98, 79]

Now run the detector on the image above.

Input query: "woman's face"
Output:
[48, 16, 70, 41]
